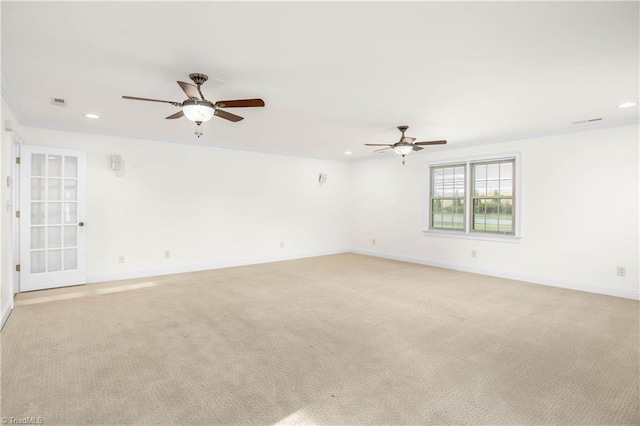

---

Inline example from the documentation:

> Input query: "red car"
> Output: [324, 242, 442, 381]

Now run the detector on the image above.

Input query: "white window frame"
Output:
[423, 152, 522, 242]
[429, 163, 467, 232]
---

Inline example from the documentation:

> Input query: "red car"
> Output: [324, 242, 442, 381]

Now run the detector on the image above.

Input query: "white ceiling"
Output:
[2, 1, 638, 159]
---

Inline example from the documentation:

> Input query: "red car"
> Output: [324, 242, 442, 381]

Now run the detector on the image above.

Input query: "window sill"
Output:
[422, 229, 522, 243]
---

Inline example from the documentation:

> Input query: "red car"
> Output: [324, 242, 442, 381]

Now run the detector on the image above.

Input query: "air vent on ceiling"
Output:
[51, 97, 68, 107]
[571, 117, 603, 125]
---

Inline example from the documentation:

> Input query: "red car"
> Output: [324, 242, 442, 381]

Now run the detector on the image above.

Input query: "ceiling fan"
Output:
[122, 73, 265, 137]
[365, 125, 447, 164]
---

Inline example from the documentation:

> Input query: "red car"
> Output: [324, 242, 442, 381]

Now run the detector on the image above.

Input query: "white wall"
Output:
[349, 124, 639, 299]
[1, 98, 20, 327]
[3, 105, 638, 301]
[18, 127, 350, 283]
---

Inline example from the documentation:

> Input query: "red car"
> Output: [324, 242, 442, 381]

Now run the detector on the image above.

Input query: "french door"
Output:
[19, 146, 86, 291]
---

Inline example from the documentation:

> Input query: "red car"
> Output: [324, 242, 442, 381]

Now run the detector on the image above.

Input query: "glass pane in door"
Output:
[31, 227, 45, 249]
[31, 178, 45, 200]
[32, 154, 46, 176]
[64, 157, 78, 178]
[64, 203, 77, 224]
[48, 202, 62, 224]
[64, 179, 77, 200]
[48, 250, 62, 272]
[31, 251, 45, 273]
[48, 226, 62, 248]
[64, 249, 77, 270]
[31, 202, 45, 225]
[48, 179, 62, 200]
[48, 155, 62, 177]
[64, 226, 77, 247]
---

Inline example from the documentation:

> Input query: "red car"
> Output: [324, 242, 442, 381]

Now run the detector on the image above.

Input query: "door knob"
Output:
[78, 222, 85, 227]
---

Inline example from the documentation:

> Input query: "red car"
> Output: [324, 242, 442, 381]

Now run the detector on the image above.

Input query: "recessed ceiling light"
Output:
[84, 113, 99, 119]
[345, 151, 352, 155]
[617, 102, 637, 108]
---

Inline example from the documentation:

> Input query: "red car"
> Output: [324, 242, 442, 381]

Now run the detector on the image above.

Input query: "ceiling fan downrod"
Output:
[398, 125, 409, 141]
[190, 73, 208, 100]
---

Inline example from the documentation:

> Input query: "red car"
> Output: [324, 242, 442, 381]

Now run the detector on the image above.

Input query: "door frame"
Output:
[12, 134, 22, 294]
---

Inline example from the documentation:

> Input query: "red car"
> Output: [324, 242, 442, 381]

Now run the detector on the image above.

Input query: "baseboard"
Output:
[86, 249, 349, 284]
[350, 249, 639, 301]
[1, 300, 13, 331]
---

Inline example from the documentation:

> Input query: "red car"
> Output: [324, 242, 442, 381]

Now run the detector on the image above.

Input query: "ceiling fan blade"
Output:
[412, 145, 424, 151]
[374, 147, 393, 153]
[364, 143, 393, 146]
[178, 81, 201, 99]
[414, 140, 447, 145]
[402, 137, 416, 143]
[214, 109, 244, 122]
[165, 111, 184, 120]
[122, 96, 181, 106]
[215, 98, 265, 108]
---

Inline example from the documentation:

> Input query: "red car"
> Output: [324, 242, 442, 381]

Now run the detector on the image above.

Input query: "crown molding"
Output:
[1, 70, 26, 124]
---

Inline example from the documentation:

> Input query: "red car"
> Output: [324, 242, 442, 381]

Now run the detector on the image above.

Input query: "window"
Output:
[427, 156, 518, 236]
[471, 159, 514, 234]
[430, 164, 465, 231]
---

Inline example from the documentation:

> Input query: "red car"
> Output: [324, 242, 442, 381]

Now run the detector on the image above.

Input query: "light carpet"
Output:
[1, 254, 638, 425]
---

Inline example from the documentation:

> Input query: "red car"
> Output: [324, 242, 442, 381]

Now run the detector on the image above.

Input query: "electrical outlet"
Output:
[372, 239, 376, 245]
[119, 256, 125, 264]
[164, 250, 171, 259]
[616, 266, 626, 277]
[471, 250, 477, 258]
[280, 241, 285, 249]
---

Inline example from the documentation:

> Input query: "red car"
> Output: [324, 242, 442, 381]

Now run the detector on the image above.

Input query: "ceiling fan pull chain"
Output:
[194, 122, 203, 138]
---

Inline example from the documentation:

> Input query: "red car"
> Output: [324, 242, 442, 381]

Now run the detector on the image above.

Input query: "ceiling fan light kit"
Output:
[182, 99, 215, 123]
[365, 125, 447, 165]
[122, 73, 265, 138]
[393, 143, 413, 156]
